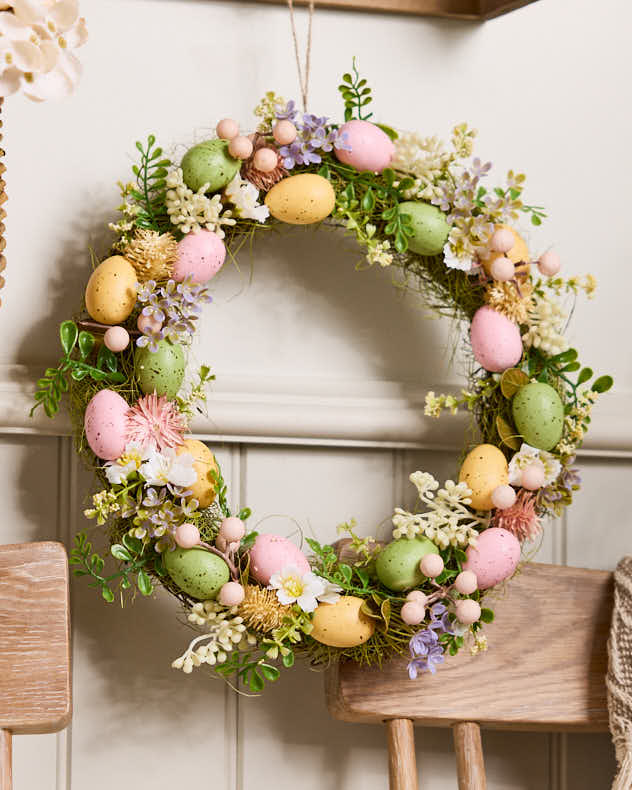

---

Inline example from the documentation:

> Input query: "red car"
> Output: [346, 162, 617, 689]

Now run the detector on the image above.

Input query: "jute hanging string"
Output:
[287, 0, 314, 112]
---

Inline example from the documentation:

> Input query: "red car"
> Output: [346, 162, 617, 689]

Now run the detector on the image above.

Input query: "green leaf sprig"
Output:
[337, 57, 373, 122]
[129, 135, 172, 233]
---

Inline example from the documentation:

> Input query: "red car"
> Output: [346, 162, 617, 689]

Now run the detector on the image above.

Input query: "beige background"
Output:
[1, 0, 630, 787]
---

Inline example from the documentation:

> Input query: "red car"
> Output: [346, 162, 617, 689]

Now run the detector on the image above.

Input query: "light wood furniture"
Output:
[0, 542, 71, 790]
[251, 0, 539, 21]
[326, 562, 613, 789]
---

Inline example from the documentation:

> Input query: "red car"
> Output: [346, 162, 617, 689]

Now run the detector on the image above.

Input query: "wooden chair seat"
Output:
[0, 542, 71, 789]
[326, 563, 613, 789]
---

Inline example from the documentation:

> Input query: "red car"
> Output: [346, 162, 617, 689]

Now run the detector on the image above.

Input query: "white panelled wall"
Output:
[1, 0, 630, 787]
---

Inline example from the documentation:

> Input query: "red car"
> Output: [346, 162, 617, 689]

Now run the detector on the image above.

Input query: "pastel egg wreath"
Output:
[33, 63, 613, 693]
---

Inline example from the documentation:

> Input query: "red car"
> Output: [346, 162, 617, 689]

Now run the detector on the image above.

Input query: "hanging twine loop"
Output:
[287, 0, 314, 113]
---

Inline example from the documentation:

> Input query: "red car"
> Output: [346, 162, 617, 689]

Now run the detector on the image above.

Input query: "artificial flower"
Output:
[165, 167, 236, 237]
[238, 585, 292, 632]
[104, 441, 148, 485]
[508, 443, 561, 487]
[224, 174, 269, 223]
[522, 293, 568, 355]
[268, 566, 327, 613]
[139, 447, 196, 488]
[492, 489, 541, 541]
[123, 229, 177, 282]
[126, 392, 187, 452]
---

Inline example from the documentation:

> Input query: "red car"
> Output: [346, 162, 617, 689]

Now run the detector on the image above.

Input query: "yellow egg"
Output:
[481, 225, 530, 276]
[310, 596, 375, 648]
[264, 174, 335, 225]
[176, 439, 218, 508]
[458, 444, 509, 510]
[85, 256, 138, 325]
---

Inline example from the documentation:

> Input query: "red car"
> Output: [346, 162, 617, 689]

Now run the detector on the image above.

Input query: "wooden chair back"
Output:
[326, 562, 613, 789]
[0, 542, 71, 790]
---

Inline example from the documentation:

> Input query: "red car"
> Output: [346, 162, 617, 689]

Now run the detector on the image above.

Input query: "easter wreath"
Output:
[32, 63, 613, 693]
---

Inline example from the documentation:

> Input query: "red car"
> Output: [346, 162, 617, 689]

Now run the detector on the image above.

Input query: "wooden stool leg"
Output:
[386, 718, 418, 790]
[453, 722, 486, 790]
[0, 729, 12, 790]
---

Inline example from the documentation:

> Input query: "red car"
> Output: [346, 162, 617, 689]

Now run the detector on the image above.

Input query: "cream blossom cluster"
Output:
[556, 388, 599, 458]
[366, 238, 393, 267]
[392, 132, 451, 202]
[424, 390, 460, 418]
[522, 293, 569, 354]
[392, 471, 488, 549]
[0, 0, 87, 101]
[253, 90, 285, 133]
[469, 631, 488, 656]
[172, 601, 256, 674]
[224, 174, 269, 223]
[165, 167, 236, 237]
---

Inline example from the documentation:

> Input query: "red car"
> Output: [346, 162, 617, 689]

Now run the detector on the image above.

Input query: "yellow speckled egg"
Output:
[458, 444, 509, 510]
[310, 596, 375, 648]
[176, 439, 218, 508]
[481, 225, 529, 276]
[264, 174, 335, 225]
[85, 256, 138, 325]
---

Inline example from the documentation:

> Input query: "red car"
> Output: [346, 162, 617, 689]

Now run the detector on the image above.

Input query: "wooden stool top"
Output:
[0, 542, 71, 734]
[326, 563, 612, 733]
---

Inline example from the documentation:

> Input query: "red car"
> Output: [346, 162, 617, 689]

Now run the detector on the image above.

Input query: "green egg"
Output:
[375, 537, 439, 591]
[398, 201, 450, 256]
[512, 382, 564, 451]
[135, 339, 185, 398]
[164, 547, 230, 600]
[181, 139, 241, 193]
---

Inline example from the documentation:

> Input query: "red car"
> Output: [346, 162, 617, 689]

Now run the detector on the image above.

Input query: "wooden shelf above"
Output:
[251, 0, 538, 21]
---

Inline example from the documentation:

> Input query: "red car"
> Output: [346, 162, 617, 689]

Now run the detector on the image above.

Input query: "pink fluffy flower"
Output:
[492, 490, 542, 542]
[126, 393, 186, 452]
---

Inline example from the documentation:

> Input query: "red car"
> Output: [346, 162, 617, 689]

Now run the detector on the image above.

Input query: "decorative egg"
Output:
[85, 256, 137, 325]
[175, 439, 218, 508]
[135, 339, 185, 398]
[512, 382, 564, 451]
[164, 547, 230, 600]
[398, 201, 450, 256]
[459, 444, 510, 510]
[248, 534, 310, 585]
[84, 389, 129, 461]
[470, 306, 523, 373]
[481, 225, 529, 275]
[310, 596, 376, 647]
[462, 527, 520, 590]
[181, 139, 241, 193]
[265, 174, 335, 225]
[334, 120, 395, 173]
[173, 230, 226, 283]
[375, 537, 439, 591]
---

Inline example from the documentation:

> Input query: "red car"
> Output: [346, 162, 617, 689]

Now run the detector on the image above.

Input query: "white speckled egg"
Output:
[470, 306, 523, 373]
[84, 389, 130, 460]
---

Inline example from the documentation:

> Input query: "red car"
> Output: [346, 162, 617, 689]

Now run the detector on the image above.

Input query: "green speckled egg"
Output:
[135, 339, 185, 398]
[375, 537, 439, 591]
[398, 201, 450, 256]
[164, 547, 230, 600]
[512, 382, 564, 451]
[181, 139, 240, 193]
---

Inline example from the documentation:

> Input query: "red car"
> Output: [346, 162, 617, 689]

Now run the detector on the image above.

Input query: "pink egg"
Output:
[104, 326, 129, 352]
[219, 517, 246, 542]
[538, 250, 561, 277]
[173, 230, 226, 284]
[454, 570, 478, 595]
[401, 601, 426, 625]
[334, 120, 395, 173]
[228, 135, 253, 160]
[216, 118, 239, 140]
[491, 484, 517, 510]
[490, 228, 515, 253]
[419, 553, 444, 578]
[253, 147, 278, 173]
[490, 256, 515, 282]
[84, 389, 130, 461]
[219, 581, 245, 607]
[455, 599, 481, 625]
[248, 534, 310, 585]
[521, 462, 545, 490]
[463, 527, 521, 590]
[137, 313, 163, 334]
[175, 523, 201, 549]
[470, 306, 523, 373]
[273, 120, 297, 145]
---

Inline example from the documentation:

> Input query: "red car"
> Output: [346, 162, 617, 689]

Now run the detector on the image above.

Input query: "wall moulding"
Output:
[2, 364, 630, 457]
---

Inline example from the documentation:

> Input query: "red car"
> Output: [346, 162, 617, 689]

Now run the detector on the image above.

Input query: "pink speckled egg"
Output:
[173, 230, 226, 284]
[334, 120, 395, 173]
[248, 534, 310, 585]
[470, 306, 523, 373]
[463, 527, 521, 590]
[84, 389, 130, 461]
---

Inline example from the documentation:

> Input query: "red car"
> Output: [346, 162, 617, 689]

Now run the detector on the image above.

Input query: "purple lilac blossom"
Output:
[136, 275, 212, 349]
[275, 104, 351, 170]
[407, 602, 454, 679]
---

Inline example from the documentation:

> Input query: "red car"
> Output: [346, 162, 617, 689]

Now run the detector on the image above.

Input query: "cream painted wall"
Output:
[1, 0, 630, 787]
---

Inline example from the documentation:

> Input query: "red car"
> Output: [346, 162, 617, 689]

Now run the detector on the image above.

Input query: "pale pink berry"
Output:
[219, 517, 246, 543]
[455, 598, 481, 625]
[103, 326, 129, 352]
[419, 553, 444, 578]
[454, 570, 478, 595]
[491, 484, 517, 510]
[228, 135, 253, 160]
[273, 120, 297, 145]
[490, 256, 515, 282]
[538, 250, 561, 277]
[215, 535, 227, 552]
[175, 523, 200, 549]
[405, 590, 428, 607]
[521, 462, 545, 490]
[219, 581, 245, 606]
[401, 600, 426, 625]
[490, 228, 514, 253]
[137, 313, 163, 334]
[216, 118, 239, 141]
[253, 147, 278, 173]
